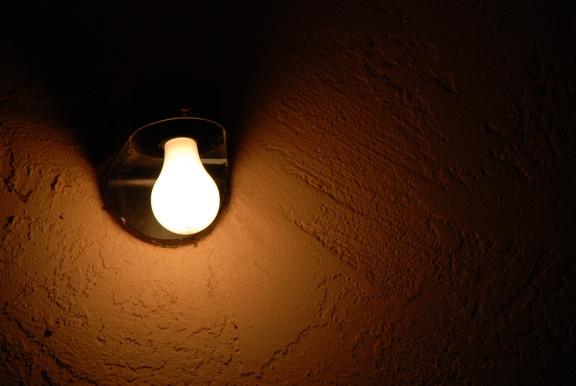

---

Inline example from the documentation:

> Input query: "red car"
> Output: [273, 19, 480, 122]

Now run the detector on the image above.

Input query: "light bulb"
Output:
[151, 137, 220, 235]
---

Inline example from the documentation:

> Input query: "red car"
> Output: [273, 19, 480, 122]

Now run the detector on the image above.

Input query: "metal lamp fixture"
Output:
[101, 79, 228, 247]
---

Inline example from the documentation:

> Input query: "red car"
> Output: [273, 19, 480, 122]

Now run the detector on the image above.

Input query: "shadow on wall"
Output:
[2, 0, 323, 166]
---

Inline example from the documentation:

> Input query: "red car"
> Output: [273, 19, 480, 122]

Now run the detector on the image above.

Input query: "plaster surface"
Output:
[1, 0, 575, 384]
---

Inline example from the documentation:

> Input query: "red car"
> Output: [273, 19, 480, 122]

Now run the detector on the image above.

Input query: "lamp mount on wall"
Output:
[101, 78, 229, 247]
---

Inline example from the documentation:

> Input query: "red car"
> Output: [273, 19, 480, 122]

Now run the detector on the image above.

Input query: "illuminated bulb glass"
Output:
[151, 137, 220, 235]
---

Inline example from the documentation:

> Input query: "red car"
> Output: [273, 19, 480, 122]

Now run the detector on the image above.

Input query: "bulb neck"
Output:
[163, 137, 200, 165]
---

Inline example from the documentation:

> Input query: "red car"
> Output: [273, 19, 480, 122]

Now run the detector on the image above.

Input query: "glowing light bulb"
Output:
[151, 137, 220, 235]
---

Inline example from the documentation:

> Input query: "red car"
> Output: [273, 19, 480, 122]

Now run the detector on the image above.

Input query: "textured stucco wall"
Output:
[1, 0, 575, 384]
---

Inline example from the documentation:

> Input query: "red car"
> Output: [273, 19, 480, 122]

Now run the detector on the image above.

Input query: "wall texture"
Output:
[1, 0, 575, 384]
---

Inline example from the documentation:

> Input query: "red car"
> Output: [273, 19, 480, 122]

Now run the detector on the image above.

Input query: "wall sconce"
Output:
[101, 79, 228, 247]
